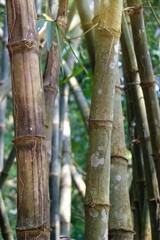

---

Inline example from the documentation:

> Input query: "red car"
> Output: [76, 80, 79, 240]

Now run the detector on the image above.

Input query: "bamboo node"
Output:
[88, 118, 113, 128]
[140, 81, 156, 89]
[56, 18, 67, 28]
[111, 155, 128, 163]
[85, 202, 111, 208]
[16, 223, 51, 232]
[82, 22, 93, 29]
[126, 5, 143, 16]
[60, 235, 73, 239]
[97, 25, 121, 38]
[13, 135, 45, 143]
[151, 153, 160, 160]
[109, 228, 135, 234]
[44, 82, 58, 93]
[49, 172, 59, 177]
[92, 15, 99, 25]
[50, 223, 60, 229]
[132, 139, 139, 144]
[123, 82, 140, 92]
[7, 40, 39, 53]
[135, 178, 146, 184]
[115, 84, 122, 93]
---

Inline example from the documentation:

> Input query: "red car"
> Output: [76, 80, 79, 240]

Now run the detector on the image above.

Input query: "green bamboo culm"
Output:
[109, 77, 134, 240]
[75, 0, 95, 71]
[121, 13, 160, 240]
[84, 1, 123, 239]
[127, 0, 160, 193]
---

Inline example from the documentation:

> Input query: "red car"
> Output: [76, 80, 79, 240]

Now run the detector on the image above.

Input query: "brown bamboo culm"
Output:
[6, 1, 50, 239]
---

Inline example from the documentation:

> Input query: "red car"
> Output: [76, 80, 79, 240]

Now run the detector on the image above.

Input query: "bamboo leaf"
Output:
[46, 21, 54, 51]
[62, 66, 84, 84]
[36, 18, 45, 32]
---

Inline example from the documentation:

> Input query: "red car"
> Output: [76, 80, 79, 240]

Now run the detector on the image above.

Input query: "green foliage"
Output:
[36, 18, 45, 32]
[46, 21, 54, 50]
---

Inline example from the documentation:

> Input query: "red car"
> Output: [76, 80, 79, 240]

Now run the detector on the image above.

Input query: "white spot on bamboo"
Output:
[114, 54, 118, 62]
[155, 119, 159, 126]
[89, 209, 98, 218]
[111, 164, 114, 169]
[90, 188, 96, 196]
[104, 0, 110, 7]
[101, 209, 107, 222]
[95, 151, 99, 157]
[98, 146, 104, 151]
[109, 62, 116, 69]
[116, 175, 122, 181]
[104, 229, 108, 239]
[114, 41, 119, 53]
[98, 89, 103, 95]
[30, 127, 32, 131]
[139, 29, 142, 35]
[90, 154, 104, 167]
[100, 158, 105, 165]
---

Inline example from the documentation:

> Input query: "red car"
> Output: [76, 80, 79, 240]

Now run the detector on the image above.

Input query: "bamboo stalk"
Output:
[121, 13, 160, 239]
[6, 1, 50, 239]
[0, 17, 9, 173]
[0, 146, 15, 189]
[127, 0, 160, 193]
[84, 1, 123, 239]
[35, 0, 43, 17]
[141, 191, 151, 240]
[94, 0, 100, 16]
[0, 192, 14, 240]
[0, 17, 13, 240]
[60, 84, 71, 237]
[43, 0, 68, 163]
[109, 77, 134, 240]
[67, 1, 76, 30]
[71, 164, 86, 198]
[50, 94, 60, 240]
[122, 33, 146, 238]
[64, 63, 89, 131]
[75, 0, 95, 71]
[63, 26, 90, 132]
[48, 0, 59, 20]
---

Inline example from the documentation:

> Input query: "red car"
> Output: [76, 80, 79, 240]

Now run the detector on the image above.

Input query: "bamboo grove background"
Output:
[0, 0, 160, 239]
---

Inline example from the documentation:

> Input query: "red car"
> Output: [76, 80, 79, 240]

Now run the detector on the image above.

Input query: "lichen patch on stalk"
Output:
[98, 146, 104, 151]
[89, 209, 99, 218]
[103, 229, 108, 239]
[98, 89, 103, 95]
[90, 152, 105, 167]
[109, 62, 116, 69]
[114, 41, 119, 53]
[101, 209, 108, 222]
[116, 175, 122, 181]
